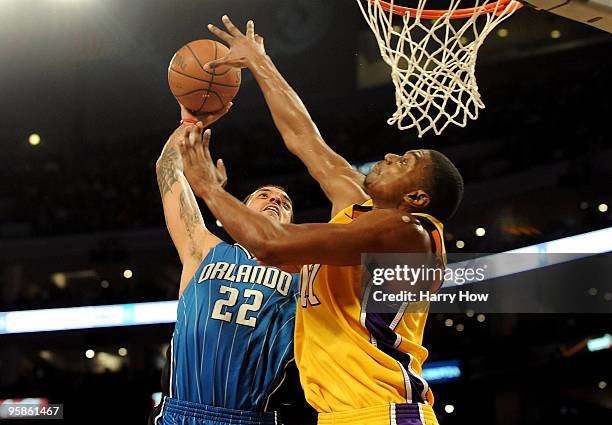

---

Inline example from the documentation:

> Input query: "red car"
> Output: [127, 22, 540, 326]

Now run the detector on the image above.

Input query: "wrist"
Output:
[248, 54, 273, 73]
[195, 182, 223, 199]
[180, 118, 198, 126]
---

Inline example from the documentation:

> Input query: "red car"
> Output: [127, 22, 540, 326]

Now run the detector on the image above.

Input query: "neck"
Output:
[371, 198, 412, 212]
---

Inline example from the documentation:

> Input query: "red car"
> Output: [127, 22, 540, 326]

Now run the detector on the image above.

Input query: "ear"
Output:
[402, 190, 430, 209]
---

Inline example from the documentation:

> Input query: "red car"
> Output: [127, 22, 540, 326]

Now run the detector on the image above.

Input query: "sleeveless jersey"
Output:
[170, 242, 299, 411]
[294, 200, 446, 413]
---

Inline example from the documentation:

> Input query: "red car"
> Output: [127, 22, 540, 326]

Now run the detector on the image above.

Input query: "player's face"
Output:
[246, 187, 293, 224]
[364, 150, 429, 202]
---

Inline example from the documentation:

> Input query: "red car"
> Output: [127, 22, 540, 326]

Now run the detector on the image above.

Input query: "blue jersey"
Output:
[170, 242, 298, 411]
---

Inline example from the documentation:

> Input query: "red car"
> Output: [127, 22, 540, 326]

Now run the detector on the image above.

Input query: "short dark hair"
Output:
[242, 184, 292, 205]
[422, 150, 464, 221]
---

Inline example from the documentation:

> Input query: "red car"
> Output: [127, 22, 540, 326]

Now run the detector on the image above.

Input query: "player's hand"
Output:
[178, 125, 228, 196]
[205, 15, 266, 70]
[180, 102, 232, 128]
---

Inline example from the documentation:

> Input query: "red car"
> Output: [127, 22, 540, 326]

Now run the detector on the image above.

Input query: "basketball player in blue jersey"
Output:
[179, 16, 464, 425]
[150, 104, 300, 425]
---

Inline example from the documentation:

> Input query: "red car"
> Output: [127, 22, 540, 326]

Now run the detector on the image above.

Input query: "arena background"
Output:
[0, 0, 610, 423]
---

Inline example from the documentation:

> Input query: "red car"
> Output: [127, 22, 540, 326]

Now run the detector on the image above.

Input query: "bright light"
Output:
[123, 269, 133, 279]
[456, 240, 465, 249]
[445, 404, 455, 413]
[51, 273, 67, 289]
[456, 324, 465, 332]
[466, 309, 475, 317]
[477, 314, 486, 323]
[599, 381, 608, 390]
[216, 219, 223, 227]
[422, 360, 462, 383]
[598, 203, 608, 213]
[445, 319, 454, 327]
[497, 28, 509, 38]
[550, 30, 561, 39]
[85, 349, 95, 359]
[39, 350, 52, 360]
[118, 347, 128, 357]
[587, 334, 611, 352]
[28, 133, 41, 146]
[151, 391, 163, 407]
[475, 227, 486, 237]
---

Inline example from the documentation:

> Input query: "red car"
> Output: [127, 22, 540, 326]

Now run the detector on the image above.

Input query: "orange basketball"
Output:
[168, 39, 241, 113]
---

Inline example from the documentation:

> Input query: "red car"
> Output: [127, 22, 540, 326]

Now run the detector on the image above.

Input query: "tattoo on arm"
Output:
[179, 190, 204, 261]
[157, 142, 205, 262]
[157, 146, 182, 197]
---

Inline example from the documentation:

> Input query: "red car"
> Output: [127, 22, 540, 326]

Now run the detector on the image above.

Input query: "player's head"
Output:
[243, 185, 293, 224]
[364, 150, 463, 221]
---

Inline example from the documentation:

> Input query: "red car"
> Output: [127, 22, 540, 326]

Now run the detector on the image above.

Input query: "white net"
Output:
[356, 0, 520, 137]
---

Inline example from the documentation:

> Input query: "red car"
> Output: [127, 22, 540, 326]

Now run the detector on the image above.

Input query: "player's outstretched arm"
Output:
[179, 125, 431, 267]
[206, 16, 369, 216]
[156, 106, 229, 294]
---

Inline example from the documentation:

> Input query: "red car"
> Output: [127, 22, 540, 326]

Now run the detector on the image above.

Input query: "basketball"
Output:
[168, 39, 241, 114]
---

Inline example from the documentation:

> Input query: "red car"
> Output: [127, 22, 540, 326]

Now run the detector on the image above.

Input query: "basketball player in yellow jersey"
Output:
[186, 16, 464, 425]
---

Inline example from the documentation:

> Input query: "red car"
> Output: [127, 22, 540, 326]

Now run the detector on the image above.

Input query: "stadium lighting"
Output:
[466, 309, 475, 317]
[598, 203, 608, 213]
[599, 381, 608, 390]
[100, 280, 109, 288]
[85, 349, 95, 359]
[422, 360, 462, 383]
[456, 240, 465, 249]
[475, 227, 486, 237]
[151, 392, 163, 407]
[123, 269, 133, 279]
[445, 405, 455, 414]
[0, 227, 610, 335]
[118, 347, 128, 357]
[456, 324, 465, 332]
[28, 133, 41, 146]
[587, 334, 611, 352]
[444, 319, 453, 327]
[550, 30, 561, 39]
[496, 28, 509, 38]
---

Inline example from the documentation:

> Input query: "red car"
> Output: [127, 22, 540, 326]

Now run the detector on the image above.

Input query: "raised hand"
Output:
[180, 102, 232, 128]
[178, 124, 228, 197]
[205, 15, 266, 70]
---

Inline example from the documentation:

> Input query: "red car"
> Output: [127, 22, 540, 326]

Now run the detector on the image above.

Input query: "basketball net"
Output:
[356, 0, 521, 137]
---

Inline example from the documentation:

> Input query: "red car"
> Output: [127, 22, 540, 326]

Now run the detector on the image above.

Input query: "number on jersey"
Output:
[300, 264, 321, 308]
[211, 286, 264, 327]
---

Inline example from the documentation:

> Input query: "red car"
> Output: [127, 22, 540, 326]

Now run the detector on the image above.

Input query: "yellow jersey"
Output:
[294, 200, 445, 413]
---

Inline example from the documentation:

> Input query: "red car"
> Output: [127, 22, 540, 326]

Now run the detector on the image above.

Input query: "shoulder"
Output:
[353, 209, 432, 252]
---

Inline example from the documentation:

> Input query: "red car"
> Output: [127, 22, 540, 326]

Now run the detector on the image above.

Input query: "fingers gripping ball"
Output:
[168, 39, 241, 113]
